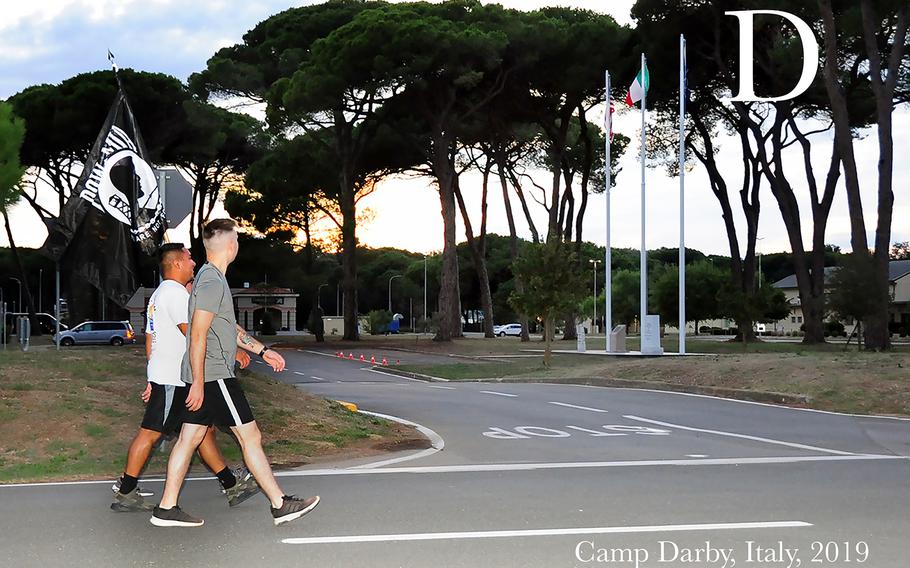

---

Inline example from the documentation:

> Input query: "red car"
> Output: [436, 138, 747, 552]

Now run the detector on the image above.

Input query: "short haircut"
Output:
[202, 218, 237, 241]
[158, 242, 187, 267]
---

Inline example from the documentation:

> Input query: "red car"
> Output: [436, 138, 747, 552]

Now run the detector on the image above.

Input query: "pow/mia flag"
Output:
[42, 88, 164, 308]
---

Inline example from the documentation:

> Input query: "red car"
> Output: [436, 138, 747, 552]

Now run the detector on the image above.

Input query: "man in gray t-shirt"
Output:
[180, 262, 238, 383]
[153, 219, 320, 529]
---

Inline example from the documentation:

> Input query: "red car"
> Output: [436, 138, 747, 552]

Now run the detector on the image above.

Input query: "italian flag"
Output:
[625, 63, 650, 107]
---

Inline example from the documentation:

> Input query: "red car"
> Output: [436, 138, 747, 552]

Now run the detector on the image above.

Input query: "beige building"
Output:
[771, 260, 910, 335]
[127, 284, 299, 334]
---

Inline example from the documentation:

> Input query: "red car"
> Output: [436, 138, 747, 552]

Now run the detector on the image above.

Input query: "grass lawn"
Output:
[0, 346, 423, 483]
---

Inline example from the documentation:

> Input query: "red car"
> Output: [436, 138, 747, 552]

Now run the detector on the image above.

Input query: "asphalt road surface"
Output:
[2, 347, 909, 568]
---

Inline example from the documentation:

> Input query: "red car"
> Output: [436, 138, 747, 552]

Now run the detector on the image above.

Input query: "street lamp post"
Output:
[589, 259, 601, 334]
[39, 269, 43, 313]
[388, 274, 402, 313]
[423, 256, 428, 324]
[9, 278, 21, 315]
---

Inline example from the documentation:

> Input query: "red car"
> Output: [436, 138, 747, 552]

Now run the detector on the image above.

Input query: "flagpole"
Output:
[678, 35, 686, 355]
[639, 53, 647, 335]
[605, 70, 612, 353]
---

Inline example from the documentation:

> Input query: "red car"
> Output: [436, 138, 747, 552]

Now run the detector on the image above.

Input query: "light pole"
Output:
[756, 237, 764, 287]
[38, 269, 43, 313]
[589, 259, 601, 334]
[9, 278, 21, 315]
[317, 283, 328, 311]
[423, 256, 428, 324]
[388, 274, 402, 313]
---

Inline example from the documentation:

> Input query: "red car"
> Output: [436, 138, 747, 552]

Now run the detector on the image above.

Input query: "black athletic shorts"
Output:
[181, 378, 255, 428]
[141, 383, 187, 436]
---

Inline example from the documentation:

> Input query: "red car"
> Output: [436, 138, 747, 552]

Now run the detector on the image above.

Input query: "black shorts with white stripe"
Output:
[181, 378, 255, 428]
[141, 383, 188, 436]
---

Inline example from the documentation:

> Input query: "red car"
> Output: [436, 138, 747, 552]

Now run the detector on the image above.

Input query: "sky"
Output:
[1, 0, 907, 258]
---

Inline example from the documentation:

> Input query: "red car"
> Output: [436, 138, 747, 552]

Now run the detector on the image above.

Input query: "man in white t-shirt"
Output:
[111, 243, 259, 512]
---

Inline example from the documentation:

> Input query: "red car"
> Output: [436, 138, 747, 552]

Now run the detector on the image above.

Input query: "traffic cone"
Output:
[337, 352, 343, 358]
[370, 355, 376, 364]
[348, 353, 354, 360]
[359, 354, 365, 361]
[381, 358, 388, 366]
[396, 360, 401, 365]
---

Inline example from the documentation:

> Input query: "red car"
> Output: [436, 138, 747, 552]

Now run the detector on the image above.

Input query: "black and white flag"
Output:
[42, 88, 164, 308]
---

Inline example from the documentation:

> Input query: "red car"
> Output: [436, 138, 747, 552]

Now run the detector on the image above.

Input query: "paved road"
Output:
[2, 347, 909, 567]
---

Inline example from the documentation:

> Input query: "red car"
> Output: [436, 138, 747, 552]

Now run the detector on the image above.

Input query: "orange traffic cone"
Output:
[348, 353, 354, 360]
[370, 355, 376, 364]
[359, 354, 366, 361]
[381, 358, 388, 366]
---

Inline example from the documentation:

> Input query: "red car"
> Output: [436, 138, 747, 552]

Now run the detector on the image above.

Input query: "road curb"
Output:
[462, 376, 812, 406]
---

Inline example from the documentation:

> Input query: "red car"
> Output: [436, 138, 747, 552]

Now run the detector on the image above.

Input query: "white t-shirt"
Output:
[146, 279, 190, 386]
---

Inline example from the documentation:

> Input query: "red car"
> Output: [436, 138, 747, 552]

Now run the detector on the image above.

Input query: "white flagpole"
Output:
[639, 53, 647, 333]
[605, 70, 612, 353]
[679, 35, 686, 355]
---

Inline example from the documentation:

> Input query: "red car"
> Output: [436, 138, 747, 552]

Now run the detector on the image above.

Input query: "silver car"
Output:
[55, 320, 136, 347]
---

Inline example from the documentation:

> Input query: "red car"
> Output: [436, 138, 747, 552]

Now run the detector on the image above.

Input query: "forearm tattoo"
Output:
[239, 332, 257, 348]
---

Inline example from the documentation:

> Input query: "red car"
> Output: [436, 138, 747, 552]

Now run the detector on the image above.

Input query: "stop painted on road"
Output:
[483, 425, 671, 439]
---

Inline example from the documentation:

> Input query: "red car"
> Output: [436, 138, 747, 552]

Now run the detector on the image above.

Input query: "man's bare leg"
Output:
[158, 423, 208, 510]
[123, 428, 162, 478]
[195, 427, 228, 473]
[230, 421, 284, 507]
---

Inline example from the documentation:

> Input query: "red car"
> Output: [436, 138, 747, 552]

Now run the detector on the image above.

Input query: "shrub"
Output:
[366, 310, 392, 335]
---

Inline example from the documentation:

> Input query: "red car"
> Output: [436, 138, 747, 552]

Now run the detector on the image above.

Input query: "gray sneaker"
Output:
[225, 472, 261, 507]
[271, 495, 320, 526]
[111, 488, 155, 512]
[150, 505, 204, 527]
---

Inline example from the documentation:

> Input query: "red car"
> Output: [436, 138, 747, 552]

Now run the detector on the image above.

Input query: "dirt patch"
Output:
[0, 347, 424, 483]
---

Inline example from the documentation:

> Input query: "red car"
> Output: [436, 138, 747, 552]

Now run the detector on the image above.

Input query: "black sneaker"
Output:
[271, 495, 320, 526]
[110, 488, 155, 512]
[150, 505, 204, 527]
[225, 472, 261, 507]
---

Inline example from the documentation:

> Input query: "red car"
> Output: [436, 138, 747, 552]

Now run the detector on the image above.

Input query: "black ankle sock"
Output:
[216, 467, 236, 490]
[119, 474, 138, 495]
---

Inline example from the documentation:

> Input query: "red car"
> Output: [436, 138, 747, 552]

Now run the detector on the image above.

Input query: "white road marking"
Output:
[591, 385, 910, 422]
[549, 401, 609, 413]
[428, 385, 456, 390]
[293, 371, 306, 376]
[623, 415, 857, 456]
[687, 454, 709, 458]
[480, 390, 518, 398]
[310, 376, 327, 381]
[304, 350, 339, 358]
[350, 410, 444, 469]
[368, 368, 428, 382]
[281, 520, 812, 545]
[3, 455, 904, 488]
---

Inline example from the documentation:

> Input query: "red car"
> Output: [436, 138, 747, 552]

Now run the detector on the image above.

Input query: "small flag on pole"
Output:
[107, 50, 118, 72]
[625, 62, 650, 107]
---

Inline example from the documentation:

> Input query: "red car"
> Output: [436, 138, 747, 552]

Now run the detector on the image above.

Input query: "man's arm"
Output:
[186, 310, 215, 411]
[236, 324, 285, 372]
[145, 332, 152, 360]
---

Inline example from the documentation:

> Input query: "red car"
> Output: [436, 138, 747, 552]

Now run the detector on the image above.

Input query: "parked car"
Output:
[4, 312, 69, 336]
[493, 323, 523, 337]
[55, 320, 135, 346]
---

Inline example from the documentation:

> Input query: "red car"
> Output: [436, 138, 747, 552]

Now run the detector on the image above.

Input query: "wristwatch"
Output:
[258, 347, 270, 357]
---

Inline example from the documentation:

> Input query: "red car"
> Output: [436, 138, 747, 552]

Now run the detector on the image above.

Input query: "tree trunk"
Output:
[497, 153, 531, 342]
[454, 176, 495, 338]
[2, 209, 39, 332]
[859, 0, 907, 351]
[543, 315, 554, 367]
[432, 133, 462, 341]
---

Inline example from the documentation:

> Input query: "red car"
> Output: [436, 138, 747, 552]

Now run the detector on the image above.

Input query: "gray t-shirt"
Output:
[181, 263, 237, 383]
